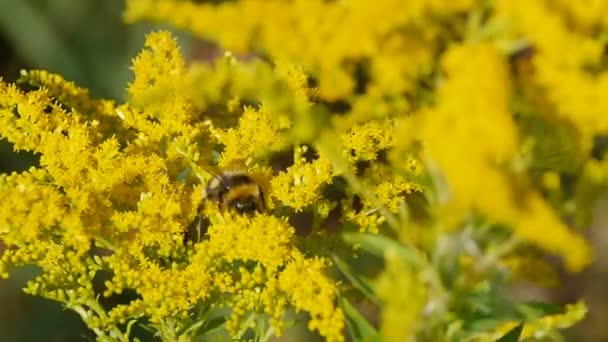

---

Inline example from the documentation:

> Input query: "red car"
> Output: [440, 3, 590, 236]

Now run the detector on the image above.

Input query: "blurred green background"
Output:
[0, 1, 606, 341]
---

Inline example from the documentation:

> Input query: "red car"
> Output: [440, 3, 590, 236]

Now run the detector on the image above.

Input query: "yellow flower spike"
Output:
[210, 106, 287, 167]
[493, 0, 608, 151]
[237, 267, 252, 289]
[515, 195, 592, 272]
[18, 70, 115, 123]
[128, 30, 185, 98]
[274, 60, 315, 102]
[185, 212, 344, 339]
[123, 31, 204, 165]
[278, 252, 344, 342]
[259, 276, 286, 334]
[553, 0, 608, 29]
[0, 80, 86, 153]
[372, 169, 422, 213]
[104, 253, 214, 325]
[341, 164, 422, 233]
[0, 171, 66, 243]
[405, 41, 592, 270]
[344, 208, 385, 234]
[125, 0, 474, 100]
[340, 120, 394, 166]
[252, 264, 265, 283]
[271, 146, 333, 211]
[204, 214, 295, 269]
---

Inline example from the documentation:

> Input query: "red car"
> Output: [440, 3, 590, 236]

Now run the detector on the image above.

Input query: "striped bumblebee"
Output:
[203, 170, 265, 213]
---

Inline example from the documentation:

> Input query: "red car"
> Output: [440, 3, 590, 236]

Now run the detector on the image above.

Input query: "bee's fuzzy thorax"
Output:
[223, 183, 261, 203]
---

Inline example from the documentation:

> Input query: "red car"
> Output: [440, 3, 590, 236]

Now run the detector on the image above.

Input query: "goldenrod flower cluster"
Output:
[1, 0, 607, 341]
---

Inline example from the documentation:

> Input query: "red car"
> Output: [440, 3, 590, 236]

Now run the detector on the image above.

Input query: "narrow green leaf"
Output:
[340, 296, 379, 342]
[0, 1, 84, 82]
[496, 323, 524, 342]
[181, 315, 227, 338]
[181, 320, 206, 337]
[198, 316, 227, 336]
[125, 319, 138, 338]
[138, 323, 156, 334]
[332, 254, 380, 305]
[517, 302, 562, 318]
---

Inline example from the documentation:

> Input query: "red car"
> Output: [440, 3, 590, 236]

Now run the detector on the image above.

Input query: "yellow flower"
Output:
[278, 252, 345, 342]
[209, 106, 288, 167]
[493, 0, 608, 151]
[271, 145, 333, 211]
[341, 120, 393, 165]
[404, 41, 591, 271]
[125, 0, 474, 100]
[204, 214, 295, 270]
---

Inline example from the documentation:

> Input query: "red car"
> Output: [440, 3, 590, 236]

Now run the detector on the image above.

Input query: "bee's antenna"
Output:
[199, 164, 230, 189]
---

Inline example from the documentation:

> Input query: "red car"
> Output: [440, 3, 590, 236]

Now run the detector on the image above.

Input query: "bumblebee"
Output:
[203, 170, 265, 213]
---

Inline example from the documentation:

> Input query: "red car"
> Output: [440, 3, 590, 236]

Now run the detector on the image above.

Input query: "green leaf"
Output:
[0, 1, 84, 82]
[496, 323, 524, 342]
[332, 254, 380, 305]
[125, 319, 138, 339]
[464, 318, 510, 333]
[517, 302, 562, 318]
[342, 233, 422, 268]
[181, 315, 227, 338]
[340, 296, 379, 342]
[198, 316, 227, 336]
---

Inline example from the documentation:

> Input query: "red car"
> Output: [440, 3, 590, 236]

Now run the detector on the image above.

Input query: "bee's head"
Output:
[229, 197, 259, 213]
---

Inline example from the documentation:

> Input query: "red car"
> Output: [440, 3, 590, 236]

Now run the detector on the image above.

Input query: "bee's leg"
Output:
[194, 214, 202, 242]
[184, 204, 208, 244]
[186, 215, 209, 243]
